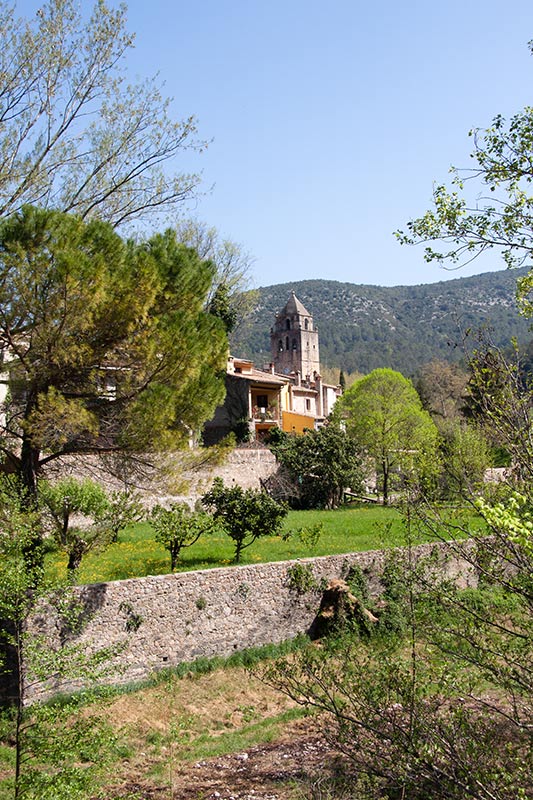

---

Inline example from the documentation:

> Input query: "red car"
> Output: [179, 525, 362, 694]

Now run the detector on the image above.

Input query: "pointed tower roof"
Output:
[282, 291, 312, 318]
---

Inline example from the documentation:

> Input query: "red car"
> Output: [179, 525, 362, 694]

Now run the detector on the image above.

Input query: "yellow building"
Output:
[203, 293, 341, 444]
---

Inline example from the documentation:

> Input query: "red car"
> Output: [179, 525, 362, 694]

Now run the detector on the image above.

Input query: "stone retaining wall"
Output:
[30, 541, 478, 701]
[45, 446, 278, 508]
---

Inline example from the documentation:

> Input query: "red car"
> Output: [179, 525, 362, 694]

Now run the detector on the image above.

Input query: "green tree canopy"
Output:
[0, 206, 228, 499]
[415, 359, 469, 424]
[150, 502, 218, 571]
[339, 368, 439, 504]
[175, 220, 258, 332]
[269, 422, 362, 509]
[201, 478, 287, 563]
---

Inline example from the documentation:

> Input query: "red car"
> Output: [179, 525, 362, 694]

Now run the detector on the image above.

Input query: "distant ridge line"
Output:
[231, 268, 530, 376]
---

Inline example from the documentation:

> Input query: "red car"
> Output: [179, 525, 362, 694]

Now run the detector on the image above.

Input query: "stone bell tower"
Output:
[270, 292, 320, 379]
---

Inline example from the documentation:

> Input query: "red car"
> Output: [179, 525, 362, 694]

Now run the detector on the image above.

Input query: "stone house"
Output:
[203, 292, 341, 443]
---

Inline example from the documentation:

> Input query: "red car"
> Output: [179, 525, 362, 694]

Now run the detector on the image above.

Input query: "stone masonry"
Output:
[29, 541, 478, 701]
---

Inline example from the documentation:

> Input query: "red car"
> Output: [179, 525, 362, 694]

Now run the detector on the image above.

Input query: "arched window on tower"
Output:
[286, 336, 289, 350]
[304, 318, 309, 330]
[286, 319, 291, 330]
[278, 339, 283, 352]
[292, 339, 297, 349]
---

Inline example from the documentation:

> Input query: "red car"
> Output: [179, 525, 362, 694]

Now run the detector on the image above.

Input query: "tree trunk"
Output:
[19, 434, 40, 504]
[19, 430, 45, 573]
[234, 538, 243, 563]
[382, 461, 389, 505]
[14, 622, 24, 800]
[19, 386, 41, 504]
[67, 538, 86, 573]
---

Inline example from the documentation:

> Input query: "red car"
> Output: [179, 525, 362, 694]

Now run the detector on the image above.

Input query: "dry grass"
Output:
[93, 663, 310, 797]
[106, 665, 299, 745]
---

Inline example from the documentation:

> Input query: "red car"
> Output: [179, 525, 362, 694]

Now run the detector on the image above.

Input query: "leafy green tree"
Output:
[464, 343, 532, 471]
[201, 478, 288, 563]
[339, 368, 439, 504]
[39, 478, 142, 572]
[339, 370, 346, 391]
[396, 44, 533, 315]
[98, 489, 144, 544]
[150, 502, 218, 570]
[207, 283, 239, 334]
[0, 0, 203, 227]
[0, 207, 228, 505]
[415, 359, 469, 423]
[0, 477, 120, 799]
[40, 478, 109, 547]
[269, 422, 362, 509]
[437, 419, 490, 499]
[40, 477, 110, 572]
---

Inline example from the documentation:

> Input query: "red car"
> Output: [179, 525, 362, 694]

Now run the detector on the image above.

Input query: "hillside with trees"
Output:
[231, 268, 531, 375]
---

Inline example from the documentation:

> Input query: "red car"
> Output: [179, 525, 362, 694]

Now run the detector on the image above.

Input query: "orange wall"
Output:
[281, 410, 316, 434]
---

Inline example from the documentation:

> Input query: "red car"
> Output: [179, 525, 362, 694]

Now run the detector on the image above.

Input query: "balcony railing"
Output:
[252, 404, 279, 421]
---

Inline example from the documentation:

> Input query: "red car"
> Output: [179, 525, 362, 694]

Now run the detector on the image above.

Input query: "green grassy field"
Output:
[47, 504, 478, 585]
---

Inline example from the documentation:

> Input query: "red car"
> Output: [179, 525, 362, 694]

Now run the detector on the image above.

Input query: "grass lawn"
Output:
[46, 503, 480, 585]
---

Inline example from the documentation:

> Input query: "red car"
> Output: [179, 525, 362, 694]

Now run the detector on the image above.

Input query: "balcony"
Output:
[251, 404, 279, 422]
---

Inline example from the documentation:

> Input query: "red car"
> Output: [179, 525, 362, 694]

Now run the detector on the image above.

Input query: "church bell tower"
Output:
[270, 292, 320, 379]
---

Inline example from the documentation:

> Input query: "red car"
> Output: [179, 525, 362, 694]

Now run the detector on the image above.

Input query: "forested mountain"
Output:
[231, 268, 532, 376]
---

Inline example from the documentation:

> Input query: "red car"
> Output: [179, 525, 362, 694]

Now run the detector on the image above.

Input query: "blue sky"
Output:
[16, 0, 533, 288]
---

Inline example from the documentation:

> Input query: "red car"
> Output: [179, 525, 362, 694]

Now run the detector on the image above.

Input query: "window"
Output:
[305, 398, 311, 411]
[278, 339, 283, 351]
[304, 318, 309, 330]
[292, 339, 297, 349]
[286, 318, 291, 330]
[286, 336, 289, 350]
[256, 394, 268, 408]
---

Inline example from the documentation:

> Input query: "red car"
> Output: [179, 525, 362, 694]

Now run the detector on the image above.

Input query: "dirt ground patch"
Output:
[105, 717, 340, 800]
[91, 663, 345, 799]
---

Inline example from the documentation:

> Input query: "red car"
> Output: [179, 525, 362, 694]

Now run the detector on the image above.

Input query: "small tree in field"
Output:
[201, 478, 288, 563]
[150, 502, 218, 570]
[39, 478, 143, 572]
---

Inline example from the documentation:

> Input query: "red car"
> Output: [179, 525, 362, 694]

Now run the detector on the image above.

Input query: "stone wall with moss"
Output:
[29, 542, 478, 700]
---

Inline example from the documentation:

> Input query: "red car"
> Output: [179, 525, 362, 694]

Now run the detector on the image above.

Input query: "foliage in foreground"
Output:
[0, 637, 310, 800]
[0, 477, 123, 800]
[262, 551, 533, 799]
[261, 342, 533, 798]
[263, 336, 533, 796]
